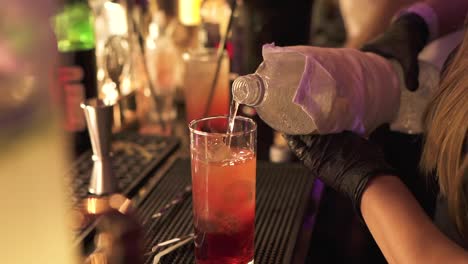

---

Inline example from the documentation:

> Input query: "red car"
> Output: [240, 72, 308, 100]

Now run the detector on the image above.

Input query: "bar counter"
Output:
[72, 109, 389, 264]
[73, 127, 322, 263]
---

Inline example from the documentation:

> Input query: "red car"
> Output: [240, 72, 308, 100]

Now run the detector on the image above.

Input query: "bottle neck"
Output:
[232, 73, 265, 106]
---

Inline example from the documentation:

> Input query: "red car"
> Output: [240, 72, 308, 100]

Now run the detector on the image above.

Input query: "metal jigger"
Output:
[81, 98, 117, 196]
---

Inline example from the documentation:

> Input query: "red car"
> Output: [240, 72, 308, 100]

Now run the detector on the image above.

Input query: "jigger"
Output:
[81, 98, 117, 196]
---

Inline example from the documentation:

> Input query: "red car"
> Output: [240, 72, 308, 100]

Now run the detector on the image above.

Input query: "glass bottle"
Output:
[232, 45, 402, 135]
[200, 0, 231, 47]
[145, 10, 181, 124]
[53, 0, 98, 156]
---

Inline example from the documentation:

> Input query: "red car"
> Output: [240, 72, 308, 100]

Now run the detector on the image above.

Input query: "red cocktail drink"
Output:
[190, 116, 257, 264]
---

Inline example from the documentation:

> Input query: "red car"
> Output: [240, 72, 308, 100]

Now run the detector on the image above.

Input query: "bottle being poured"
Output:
[231, 43, 408, 136]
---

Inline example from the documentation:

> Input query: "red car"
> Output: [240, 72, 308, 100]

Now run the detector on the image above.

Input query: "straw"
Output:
[202, 0, 238, 118]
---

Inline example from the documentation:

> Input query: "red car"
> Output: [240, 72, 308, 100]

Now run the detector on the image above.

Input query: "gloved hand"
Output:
[285, 132, 397, 217]
[361, 13, 429, 91]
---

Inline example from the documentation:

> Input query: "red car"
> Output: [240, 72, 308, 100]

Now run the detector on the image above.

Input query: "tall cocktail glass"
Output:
[189, 116, 257, 264]
[183, 48, 230, 122]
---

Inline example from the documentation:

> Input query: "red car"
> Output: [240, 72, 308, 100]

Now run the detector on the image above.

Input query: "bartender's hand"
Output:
[285, 132, 397, 216]
[361, 13, 429, 91]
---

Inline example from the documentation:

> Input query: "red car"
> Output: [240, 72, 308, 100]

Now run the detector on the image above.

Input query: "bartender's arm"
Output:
[362, 175, 468, 264]
[286, 132, 468, 264]
[340, 0, 419, 48]
[342, 0, 468, 48]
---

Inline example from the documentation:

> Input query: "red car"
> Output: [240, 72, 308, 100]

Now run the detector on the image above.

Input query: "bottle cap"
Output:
[232, 74, 264, 106]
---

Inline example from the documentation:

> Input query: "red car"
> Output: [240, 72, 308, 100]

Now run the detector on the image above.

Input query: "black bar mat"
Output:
[137, 159, 317, 264]
[66, 132, 179, 206]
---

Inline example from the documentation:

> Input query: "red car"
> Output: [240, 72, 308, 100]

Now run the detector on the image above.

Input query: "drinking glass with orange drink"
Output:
[182, 48, 230, 122]
[189, 116, 256, 264]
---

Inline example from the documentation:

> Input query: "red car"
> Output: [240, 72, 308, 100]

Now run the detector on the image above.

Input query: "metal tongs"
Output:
[147, 233, 194, 264]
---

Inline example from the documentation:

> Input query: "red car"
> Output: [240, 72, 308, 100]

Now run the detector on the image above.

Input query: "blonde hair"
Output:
[421, 28, 468, 237]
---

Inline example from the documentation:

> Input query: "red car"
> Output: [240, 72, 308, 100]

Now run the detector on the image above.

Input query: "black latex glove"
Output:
[361, 13, 429, 91]
[285, 132, 397, 217]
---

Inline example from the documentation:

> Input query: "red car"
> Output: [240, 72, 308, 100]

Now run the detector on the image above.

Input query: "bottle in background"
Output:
[53, 0, 98, 156]
[92, 0, 142, 131]
[178, 0, 202, 26]
[145, 10, 181, 123]
[200, 0, 231, 48]
[230, 0, 248, 75]
[269, 131, 293, 163]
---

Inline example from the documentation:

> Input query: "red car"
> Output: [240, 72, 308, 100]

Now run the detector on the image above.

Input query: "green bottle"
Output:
[53, 0, 98, 156]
